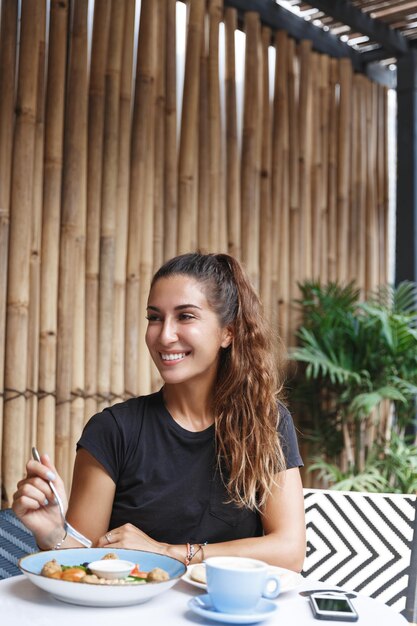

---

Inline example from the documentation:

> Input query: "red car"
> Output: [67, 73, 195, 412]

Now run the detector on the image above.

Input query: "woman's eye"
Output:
[146, 314, 161, 322]
[179, 313, 195, 321]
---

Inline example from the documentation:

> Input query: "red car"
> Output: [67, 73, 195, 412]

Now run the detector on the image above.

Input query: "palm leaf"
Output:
[390, 376, 417, 396]
[329, 470, 389, 493]
[368, 281, 417, 316]
[349, 386, 406, 418]
[291, 338, 361, 386]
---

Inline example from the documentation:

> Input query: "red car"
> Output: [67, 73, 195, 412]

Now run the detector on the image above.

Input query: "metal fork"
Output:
[32, 447, 92, 548]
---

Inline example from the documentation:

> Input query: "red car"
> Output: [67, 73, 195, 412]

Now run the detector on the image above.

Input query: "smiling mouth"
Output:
[160, 352, 189, 362]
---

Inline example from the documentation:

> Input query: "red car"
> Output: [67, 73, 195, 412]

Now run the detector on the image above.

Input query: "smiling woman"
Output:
[12, 253, 306, 573]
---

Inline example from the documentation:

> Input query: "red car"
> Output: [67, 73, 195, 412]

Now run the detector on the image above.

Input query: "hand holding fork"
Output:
[31, 447, 92, 548]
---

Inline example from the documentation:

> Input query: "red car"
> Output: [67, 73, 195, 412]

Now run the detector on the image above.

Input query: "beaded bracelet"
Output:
[185, 541, 208, 566]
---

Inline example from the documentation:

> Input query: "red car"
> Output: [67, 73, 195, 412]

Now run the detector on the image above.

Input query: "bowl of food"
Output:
[19, 548, 186, 607]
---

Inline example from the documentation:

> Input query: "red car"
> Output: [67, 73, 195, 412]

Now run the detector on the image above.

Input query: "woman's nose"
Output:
[159, 318, 178, 343]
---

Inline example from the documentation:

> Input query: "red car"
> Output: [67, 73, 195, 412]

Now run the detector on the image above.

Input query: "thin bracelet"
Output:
[193, 542, 207, 562]
[53, 528, 68, 550]
[36, 527, 68, 551]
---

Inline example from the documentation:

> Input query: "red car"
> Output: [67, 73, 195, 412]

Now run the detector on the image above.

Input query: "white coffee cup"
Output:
[205, 556, 281, 614]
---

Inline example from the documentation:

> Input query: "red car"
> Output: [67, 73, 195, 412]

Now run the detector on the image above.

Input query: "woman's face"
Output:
[145, 275, 232, 387]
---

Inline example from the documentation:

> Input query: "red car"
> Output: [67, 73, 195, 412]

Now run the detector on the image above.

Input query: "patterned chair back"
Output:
[0, 508, 37, 578]
[302, 488, 417, 622]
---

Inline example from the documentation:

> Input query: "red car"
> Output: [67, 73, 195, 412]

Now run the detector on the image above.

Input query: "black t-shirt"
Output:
[77, 390, 303, 544]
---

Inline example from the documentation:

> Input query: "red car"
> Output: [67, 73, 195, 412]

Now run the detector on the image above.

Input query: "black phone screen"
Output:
[315, 597, 355, 613]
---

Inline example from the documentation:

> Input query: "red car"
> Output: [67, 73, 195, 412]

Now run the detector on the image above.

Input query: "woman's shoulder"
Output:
[77, 391, 165, 465]
[102, 390, 163, 419]
[82, 390, 164, 438]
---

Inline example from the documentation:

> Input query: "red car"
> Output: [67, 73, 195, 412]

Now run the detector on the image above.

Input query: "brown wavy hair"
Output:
[151, 252, 286, 510]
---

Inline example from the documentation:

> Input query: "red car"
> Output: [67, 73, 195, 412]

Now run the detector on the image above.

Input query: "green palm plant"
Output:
[289, 280, 417, 493]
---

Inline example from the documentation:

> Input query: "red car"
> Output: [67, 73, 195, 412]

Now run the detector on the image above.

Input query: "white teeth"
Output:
[161, 352, 186, 361]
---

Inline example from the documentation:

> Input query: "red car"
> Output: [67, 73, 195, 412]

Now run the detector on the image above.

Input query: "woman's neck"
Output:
[162, 383, 214, 432]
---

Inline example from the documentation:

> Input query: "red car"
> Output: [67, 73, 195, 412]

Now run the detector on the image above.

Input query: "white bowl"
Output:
[88, 559, 135, 580]
[19, 548, 186, 607]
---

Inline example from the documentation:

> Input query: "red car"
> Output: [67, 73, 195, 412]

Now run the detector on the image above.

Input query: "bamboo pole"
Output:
[208, 0, 223, 252]
[3, 0, 42, 504]
[337, 58, 352, 284]
[125, 9, 145, 397]
[217, 10, 228, 256]
[37, 0, 68, 457]
[327, 58, 338, 282]
[197, 14, 210, 253]
[224, 7, 240, 259]
[85, 0, 111, 421]
[378, 86, 389, 284]
[177, 0, 205, 253]
[311, 53, 322, 281]
[111, 0, 135, 404]
[219, 109, 228, 256]
[163, 0, 177, 262]
[349, 75, 360, 285]
[356, 75, 367, 293]
[126, 0, 158, 396]
[153, 0, 167, 275]
[376, 85, 387, 288]
[298, 39, 313, 281]
[273, 30, 290, 346]
[271, 30, 283, 333]
[319, 54, 330, 285]
[97, 0, 125, 412]
[0, 0, 18, 505]
[26, 5, 46, 458]
[151, 0, 166, 392]
[365, 80, 379, 292]
[69, 3, 90, 481]
[287, 37, 300, 345]
[56, 0, 88, 486]
[138, 1, 158, 396]
[241, 11, 261, 289]
[259, 27, 272, 317]
[376, 84, 385, 286]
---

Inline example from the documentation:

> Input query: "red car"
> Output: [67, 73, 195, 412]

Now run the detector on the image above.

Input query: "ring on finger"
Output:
[105, 532, 112, 544]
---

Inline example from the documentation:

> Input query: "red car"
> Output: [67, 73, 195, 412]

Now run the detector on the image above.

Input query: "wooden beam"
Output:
[305, 0, 409, 57]
[222, 0, 396, 86]
[223, 0, 362, 68]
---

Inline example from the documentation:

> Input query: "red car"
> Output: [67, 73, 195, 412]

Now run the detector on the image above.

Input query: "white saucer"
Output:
[187, 594, 278, 624]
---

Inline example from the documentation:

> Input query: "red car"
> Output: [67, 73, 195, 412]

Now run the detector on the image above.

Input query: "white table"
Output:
[0, 575, 408, 625]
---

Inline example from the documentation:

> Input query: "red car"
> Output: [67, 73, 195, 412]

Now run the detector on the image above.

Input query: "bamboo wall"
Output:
[0, 0, 389, 506]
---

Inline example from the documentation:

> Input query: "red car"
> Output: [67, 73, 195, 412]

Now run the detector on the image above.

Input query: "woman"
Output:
[12, 253, 306, 571]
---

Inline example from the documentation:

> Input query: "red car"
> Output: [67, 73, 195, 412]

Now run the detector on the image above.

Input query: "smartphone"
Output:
[309, 593, 359, 621]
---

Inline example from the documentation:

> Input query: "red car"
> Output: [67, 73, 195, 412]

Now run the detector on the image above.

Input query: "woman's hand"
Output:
[12, 453, 68, 549]
[96, 523, 169, 555]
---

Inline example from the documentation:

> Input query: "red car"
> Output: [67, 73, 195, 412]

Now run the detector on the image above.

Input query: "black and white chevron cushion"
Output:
[302, 489, 417, 619]
[0, 508, 37, 579]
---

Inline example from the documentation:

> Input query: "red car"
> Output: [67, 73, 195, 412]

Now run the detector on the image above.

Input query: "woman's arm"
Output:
[66, 448, 116, 544]
[12, 448, 116, 550]
[94, 467, 306, 572]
